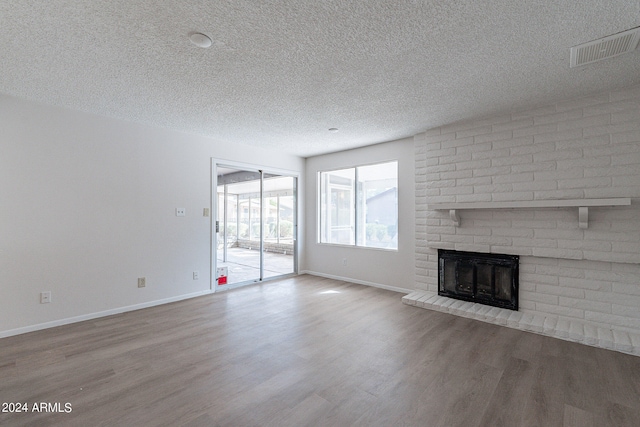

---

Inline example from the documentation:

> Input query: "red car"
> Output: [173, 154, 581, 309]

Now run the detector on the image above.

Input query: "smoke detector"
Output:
[570, 27, 640, 68]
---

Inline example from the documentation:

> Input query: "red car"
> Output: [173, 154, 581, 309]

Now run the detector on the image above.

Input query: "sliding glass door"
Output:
[262, 175, 296, 280]
[214, 163, 297, 289]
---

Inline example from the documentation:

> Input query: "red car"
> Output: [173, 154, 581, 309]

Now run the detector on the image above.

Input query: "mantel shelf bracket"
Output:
[578, 207, 588, 229]
[449, 209, 460, 227]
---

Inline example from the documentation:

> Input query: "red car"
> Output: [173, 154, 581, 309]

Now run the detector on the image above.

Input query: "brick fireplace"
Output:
[409, 84, 640, 355]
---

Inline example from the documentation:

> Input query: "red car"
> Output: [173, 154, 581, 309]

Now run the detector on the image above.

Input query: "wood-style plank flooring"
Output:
[1, 275, 639, 426]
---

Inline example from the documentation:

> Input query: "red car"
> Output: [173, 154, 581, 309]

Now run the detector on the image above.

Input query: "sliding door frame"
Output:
[211, 159, 299, 292]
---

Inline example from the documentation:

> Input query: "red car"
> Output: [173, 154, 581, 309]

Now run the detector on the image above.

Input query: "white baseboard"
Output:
[300, 270, 413, 294]
[0, 289, 215, 339]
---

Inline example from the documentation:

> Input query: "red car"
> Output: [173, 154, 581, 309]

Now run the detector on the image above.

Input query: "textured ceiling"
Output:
[1, 1, 639, 157]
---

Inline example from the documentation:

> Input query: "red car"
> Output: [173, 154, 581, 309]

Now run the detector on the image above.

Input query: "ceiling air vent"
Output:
[570, 27, 640, 68]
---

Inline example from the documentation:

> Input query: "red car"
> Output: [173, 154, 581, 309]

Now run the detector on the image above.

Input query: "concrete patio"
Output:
[216, 247, 295, 285]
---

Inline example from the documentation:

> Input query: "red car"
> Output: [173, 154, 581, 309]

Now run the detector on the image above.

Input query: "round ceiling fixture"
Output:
[189, 32, 212, 48]
[328, 128, 339, 133]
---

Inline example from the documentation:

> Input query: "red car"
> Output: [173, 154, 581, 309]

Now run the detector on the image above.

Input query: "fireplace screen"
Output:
[438, 250, 519, 310]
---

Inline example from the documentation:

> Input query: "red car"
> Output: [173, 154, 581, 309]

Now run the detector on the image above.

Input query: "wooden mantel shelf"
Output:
[427, 198, 631, 229]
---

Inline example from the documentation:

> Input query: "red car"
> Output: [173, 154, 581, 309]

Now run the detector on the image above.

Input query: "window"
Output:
[319, 161, 398, 250]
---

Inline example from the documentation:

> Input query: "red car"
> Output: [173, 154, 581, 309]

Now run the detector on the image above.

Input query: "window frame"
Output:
[317, 160, 398, 251]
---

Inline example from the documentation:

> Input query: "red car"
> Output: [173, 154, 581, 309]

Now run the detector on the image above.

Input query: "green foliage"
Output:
[366, 223, 388, 242]
[387, 224, 397, 237]
[279, 220, 293, 238]
[251, 222, 261, 238]
[238, 223, 249, 238]
[225, 223, 237, 237]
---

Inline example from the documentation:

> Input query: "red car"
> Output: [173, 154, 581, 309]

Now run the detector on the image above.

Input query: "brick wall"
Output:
[415, 84, 640, 334]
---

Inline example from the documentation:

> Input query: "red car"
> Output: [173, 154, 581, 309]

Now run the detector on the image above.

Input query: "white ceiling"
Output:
[1, 1, 639, 157]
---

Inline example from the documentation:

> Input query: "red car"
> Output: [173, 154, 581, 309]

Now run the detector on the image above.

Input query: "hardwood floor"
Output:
[1, 274, 639, 426]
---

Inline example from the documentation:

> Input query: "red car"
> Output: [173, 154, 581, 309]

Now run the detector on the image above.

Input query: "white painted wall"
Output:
[304, 138, 415, 292]
[0, 94, 304, 336]
[415, 83, 640, 335]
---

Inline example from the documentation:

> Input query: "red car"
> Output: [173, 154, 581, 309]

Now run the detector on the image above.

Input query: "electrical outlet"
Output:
[40, 291, 51, 304]
[193, 271, 199, 280]
[176, 208, 186, 217]
[138, 277, 146, 288]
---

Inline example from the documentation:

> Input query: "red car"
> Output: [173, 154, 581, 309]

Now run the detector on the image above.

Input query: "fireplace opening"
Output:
[438, 249, 519, 310]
